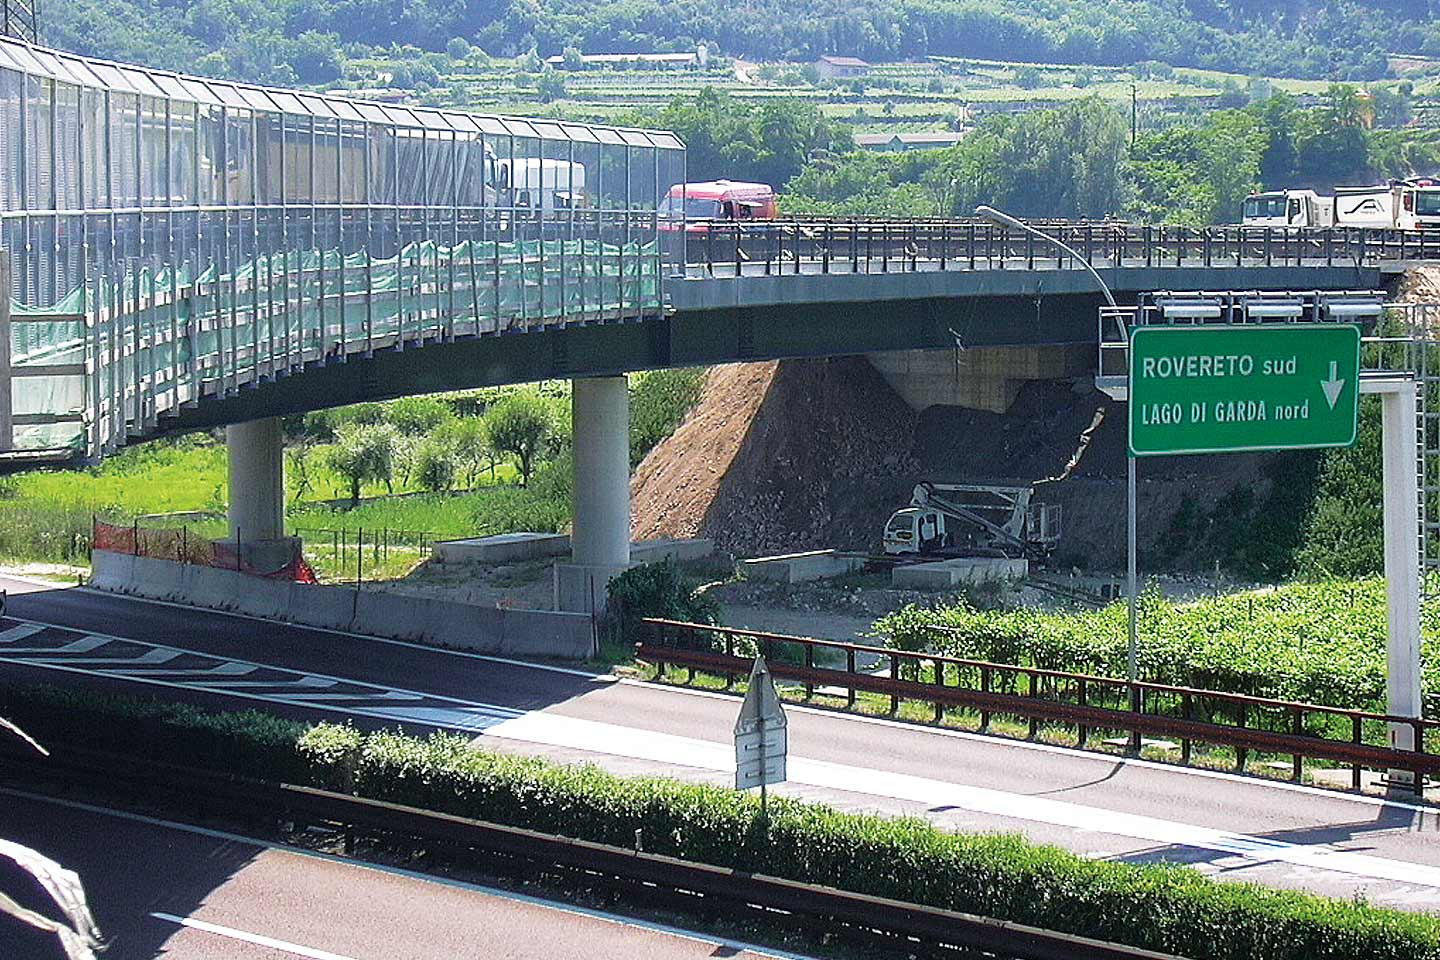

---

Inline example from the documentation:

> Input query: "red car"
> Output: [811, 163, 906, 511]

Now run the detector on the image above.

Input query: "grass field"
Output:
[0, 432, 555, 579]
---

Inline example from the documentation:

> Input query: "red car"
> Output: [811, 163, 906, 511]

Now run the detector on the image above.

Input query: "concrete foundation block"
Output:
[891, 557, 1028, 589]
[741, 549, 868, 584]
[554, 561, 633, 614]
[630, 537, 714, 565]
[433, 532, 571, 564]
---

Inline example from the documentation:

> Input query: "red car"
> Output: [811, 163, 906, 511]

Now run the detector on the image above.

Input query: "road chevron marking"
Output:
[0, 623, 46, 644]
[2, 615, 1437, 891]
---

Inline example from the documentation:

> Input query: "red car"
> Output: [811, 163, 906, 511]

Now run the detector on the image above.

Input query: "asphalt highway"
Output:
[2, 575, 1438, 911]
[0, 789, 811, 960]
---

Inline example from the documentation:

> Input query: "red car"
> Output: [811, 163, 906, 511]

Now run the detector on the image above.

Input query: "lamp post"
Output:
[974, 205, 1141, 696]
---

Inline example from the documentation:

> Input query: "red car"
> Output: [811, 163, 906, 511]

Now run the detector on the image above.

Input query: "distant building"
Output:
[1388, 53, 1440, 77]
[853, 131, 967, 152]
[815, 55, 870, 80]
[546, 52, 700, 71]
[339, 87, 410, 103]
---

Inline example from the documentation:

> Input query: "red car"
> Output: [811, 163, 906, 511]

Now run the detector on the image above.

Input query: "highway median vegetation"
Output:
[874, 578, 1439, 714]
[4, 684, 1439, 960]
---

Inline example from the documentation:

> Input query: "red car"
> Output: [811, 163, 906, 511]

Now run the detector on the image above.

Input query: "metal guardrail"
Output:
[637, 619, 1438, 795]
[681, 220, 1440, 278]
[1, 743, 1187, 960]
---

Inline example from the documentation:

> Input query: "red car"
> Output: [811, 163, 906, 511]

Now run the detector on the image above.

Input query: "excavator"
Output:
[881, 481, 1061, 561]
[880, 402, 1105, 564]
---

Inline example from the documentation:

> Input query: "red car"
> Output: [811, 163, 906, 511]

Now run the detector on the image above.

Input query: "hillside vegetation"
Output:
[47, 0, 1440, 85]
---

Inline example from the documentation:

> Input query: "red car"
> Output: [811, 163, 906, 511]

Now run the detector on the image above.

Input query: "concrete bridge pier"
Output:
[556, 376, 632, 614]
[225, 417, 288, 565]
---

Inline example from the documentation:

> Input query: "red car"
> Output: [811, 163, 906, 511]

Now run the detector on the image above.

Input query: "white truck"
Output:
[1241, 178, 1440, 230]
[497, 158, 587, 212]
[1241, 189, 1333, 227]
[882, 482, 1061, 560]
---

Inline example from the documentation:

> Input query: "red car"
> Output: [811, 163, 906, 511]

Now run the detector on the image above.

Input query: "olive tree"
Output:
[326, 423, 397, 506]
[483, 392, 553, 487]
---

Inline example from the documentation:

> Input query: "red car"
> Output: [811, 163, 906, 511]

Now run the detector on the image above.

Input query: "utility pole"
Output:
[1131, 82, 1139, 146]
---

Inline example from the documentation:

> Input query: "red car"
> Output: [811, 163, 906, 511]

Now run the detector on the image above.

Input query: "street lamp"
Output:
[973, 205, 1141, 703]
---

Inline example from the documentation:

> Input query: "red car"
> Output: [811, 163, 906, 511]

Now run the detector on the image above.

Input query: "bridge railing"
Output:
[681, 219, 1440, 277]
[2, 215, 667, 458]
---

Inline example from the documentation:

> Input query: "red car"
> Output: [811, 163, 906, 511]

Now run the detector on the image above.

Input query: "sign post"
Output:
[734, 656, 787, 821]
[1128, 324, 1361, 456]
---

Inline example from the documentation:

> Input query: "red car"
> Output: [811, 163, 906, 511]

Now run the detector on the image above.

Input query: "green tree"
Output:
[386, 395, 454, 436]
[445, 36, 470, 61]
[326, 423, 397, 506]
[1297, 400, 1382, 577]
[484, 392, 554, 486]
[288, 30, 343, 84]
[1249, 93, 1299, 187]
[536, 70, 567, 102]
[438, 417, 496, 488]
[562, 46, 584, 70]
[414, 438, 458, 492]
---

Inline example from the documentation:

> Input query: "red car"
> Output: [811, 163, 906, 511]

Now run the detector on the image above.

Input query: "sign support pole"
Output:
[1380, 380, 1423, 789]
[1127, 454, 1139, 735]
[757, 713, 768, 826]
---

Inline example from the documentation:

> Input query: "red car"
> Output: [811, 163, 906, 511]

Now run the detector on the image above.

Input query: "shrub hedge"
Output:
[5, 685, 1439, 960]
[874, 579, 1440, 713]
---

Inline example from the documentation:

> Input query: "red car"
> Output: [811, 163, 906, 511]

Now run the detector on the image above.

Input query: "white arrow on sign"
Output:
[1321, 360, 1346, 410]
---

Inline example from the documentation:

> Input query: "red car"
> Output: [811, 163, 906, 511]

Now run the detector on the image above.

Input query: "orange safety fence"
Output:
[93, 519, 318, 583]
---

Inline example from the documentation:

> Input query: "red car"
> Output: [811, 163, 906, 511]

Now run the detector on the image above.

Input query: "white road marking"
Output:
[476, 710, 1440, 889]
[151, 913, 361, 960]
[122, 661, 259, 677]
[4, 635, 111, 654]
[2, 614, 1436, 893]
[30, 646, 182, 666]
[5, 574, 1426, 819]
[264, 690, 423, 702]
[0, 623, 46, 643]
[179, 676, 336, 689]
[0, 789, 818, 960]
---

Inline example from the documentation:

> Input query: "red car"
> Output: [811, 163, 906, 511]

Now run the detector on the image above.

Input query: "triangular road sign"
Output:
[734, 656, 787, 735]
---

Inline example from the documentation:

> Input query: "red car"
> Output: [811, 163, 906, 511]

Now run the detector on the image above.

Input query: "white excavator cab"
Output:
[883, 507, 947, 555]
[881, 482, 1061, 560]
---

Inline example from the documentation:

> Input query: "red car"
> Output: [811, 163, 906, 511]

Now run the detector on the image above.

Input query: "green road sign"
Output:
[1128, 323, 1361, 456]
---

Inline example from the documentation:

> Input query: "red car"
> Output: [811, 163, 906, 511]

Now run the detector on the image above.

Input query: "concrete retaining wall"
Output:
[90, 550, 594, 660]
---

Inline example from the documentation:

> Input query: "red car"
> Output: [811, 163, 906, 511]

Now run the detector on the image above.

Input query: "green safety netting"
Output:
[7, 237, 661, 454]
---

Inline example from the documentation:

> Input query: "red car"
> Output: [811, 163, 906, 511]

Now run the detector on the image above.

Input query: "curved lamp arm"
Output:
[974, 204, 1118, 310]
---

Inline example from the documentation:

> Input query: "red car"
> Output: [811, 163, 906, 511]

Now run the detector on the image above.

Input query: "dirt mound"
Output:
[632, 358, 917, 554]
[1398, 265, 1440, 303]
[631, 361, 779, 542]
[633, 360, 1314, 575]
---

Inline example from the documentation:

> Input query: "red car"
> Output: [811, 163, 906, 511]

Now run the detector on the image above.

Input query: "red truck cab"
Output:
[660, 180, 778, 230]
